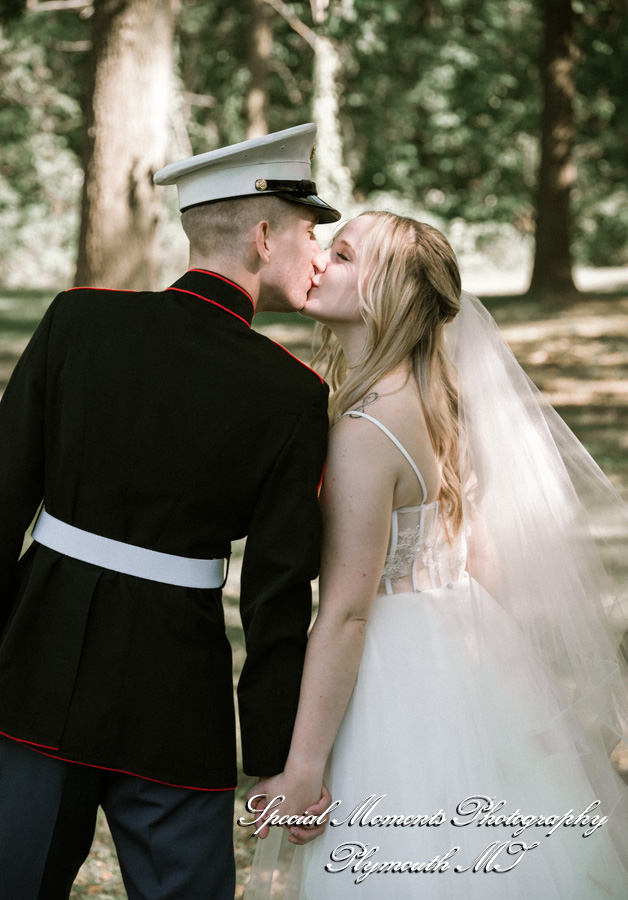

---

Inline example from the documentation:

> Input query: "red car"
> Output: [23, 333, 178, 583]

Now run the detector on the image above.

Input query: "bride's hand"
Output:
[245, 772, 331, 843]
[287, 782, 332, 845]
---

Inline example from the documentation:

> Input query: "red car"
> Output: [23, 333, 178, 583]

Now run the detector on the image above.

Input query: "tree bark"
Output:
[312, 31, 352, 208]
[247, 0, 272, 139]
[529, 0, 578, 294]
[75, 0, 175, 290]
[263, 0, 353, 209]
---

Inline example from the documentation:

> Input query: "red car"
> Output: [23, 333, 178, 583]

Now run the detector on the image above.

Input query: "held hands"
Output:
[245, 772, 333, 845]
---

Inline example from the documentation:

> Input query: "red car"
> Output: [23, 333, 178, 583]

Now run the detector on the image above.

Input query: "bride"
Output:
[242, 211, 628, 898]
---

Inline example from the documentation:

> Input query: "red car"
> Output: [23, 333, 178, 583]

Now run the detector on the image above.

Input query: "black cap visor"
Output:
[275, 191, 341, 224]
[180, 177, 342, 223]
[257, 178, 341, 223]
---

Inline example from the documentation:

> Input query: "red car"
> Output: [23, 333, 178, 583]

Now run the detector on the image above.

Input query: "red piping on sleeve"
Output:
[317, 459, 326, 493]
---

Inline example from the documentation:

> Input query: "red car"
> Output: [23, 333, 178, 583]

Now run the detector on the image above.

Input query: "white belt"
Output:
[32, 511, 227, 589]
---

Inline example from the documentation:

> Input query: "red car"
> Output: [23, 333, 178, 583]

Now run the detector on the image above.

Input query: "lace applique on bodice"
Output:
[341, 410, 467, 594]
[381, 502, 467, 594]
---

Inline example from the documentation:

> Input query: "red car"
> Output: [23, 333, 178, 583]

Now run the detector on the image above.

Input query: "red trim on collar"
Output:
[66, 286, 137, 293]
[271, 339, 325, 384]
[188, 269, 254, 308]
[166, 287, 251, 328]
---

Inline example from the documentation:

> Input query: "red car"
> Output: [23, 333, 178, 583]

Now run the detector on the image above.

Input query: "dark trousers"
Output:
[0, 738, 235, 900]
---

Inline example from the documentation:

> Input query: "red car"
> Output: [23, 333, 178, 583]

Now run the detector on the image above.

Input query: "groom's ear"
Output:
[252, 220, 272, 265]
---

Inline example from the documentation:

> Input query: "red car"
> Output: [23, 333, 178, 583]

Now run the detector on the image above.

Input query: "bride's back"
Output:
[339, 367, 442, 510]
[330, 368, 468, 595]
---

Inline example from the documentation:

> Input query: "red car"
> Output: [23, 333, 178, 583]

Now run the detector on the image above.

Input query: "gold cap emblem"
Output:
[255, 179, 268, 191]
[310, 144, 316, 160]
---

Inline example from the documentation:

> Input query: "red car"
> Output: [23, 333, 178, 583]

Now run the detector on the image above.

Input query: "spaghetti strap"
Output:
[340, 410, 428, 503]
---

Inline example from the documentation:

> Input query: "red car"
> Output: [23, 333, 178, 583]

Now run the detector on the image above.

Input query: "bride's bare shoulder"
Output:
[333, 371, 422, 432]
[329, 377, 420, 460]
[329, 370, 440, 504]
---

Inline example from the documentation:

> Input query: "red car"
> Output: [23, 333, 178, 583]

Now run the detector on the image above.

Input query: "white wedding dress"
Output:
[244, 411, 628, 899]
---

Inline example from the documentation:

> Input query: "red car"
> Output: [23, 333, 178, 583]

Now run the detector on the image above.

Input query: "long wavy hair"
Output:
[313, 211, 463, 534]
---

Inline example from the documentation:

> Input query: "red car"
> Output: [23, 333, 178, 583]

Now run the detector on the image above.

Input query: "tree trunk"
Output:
[529, 0, 578, 294]
[312, 32, 353, 209]
[262, 0, 352, 209]
[75, 0, 175, 290]
[247, 0, 272, 139]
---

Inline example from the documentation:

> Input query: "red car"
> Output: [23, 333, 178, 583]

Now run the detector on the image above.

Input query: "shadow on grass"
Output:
[481, 287, 628, 321]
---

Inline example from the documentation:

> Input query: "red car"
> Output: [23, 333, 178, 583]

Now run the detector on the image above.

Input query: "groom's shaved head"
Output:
[181, 196, 290, 257]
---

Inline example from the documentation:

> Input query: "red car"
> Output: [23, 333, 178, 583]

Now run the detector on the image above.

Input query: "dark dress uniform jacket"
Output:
[0, 269, 329, 790]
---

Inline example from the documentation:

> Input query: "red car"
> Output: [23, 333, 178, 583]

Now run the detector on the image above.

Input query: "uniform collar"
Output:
[167, 269, 255, 328]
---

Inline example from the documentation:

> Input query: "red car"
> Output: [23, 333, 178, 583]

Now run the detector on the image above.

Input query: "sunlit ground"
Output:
[0, 271, 627, 898]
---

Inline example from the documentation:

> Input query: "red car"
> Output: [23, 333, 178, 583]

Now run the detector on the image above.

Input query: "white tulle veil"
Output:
[451, 291, 628, 756]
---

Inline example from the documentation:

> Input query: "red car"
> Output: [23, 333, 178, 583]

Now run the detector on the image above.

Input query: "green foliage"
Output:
[336, 0, 541, 230]
[0, 12, 88, 286]
[0, 0, 26, 25]
[175, 0, 321, 150]
[176, 0, 624, 266]
[176, 0, 249, 149]
[0, 0, 626, 286]
[573, 0, 628, 264]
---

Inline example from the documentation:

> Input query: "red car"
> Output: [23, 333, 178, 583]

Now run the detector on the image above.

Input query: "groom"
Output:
[0, 124, 339, 899]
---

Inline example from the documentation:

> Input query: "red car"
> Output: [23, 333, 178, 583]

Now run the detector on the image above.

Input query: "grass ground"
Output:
[0, 280, 626, 898]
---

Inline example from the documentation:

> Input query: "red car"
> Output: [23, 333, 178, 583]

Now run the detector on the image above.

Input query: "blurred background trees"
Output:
[74, 0, 176, 290]
[0, 0, 626, 293]
[530, 0, 578, 294]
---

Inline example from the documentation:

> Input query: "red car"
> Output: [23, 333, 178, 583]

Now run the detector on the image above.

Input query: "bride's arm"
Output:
[247, 419, 396, 840]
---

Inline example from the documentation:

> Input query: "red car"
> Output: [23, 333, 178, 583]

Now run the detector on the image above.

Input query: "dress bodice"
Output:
[381, 501, 467, 593]
[341, 411, 467, 594]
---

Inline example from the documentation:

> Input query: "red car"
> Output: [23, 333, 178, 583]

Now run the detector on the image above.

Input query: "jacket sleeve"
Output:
[238, 395, 328, 776]
[0, 295, 60, 632]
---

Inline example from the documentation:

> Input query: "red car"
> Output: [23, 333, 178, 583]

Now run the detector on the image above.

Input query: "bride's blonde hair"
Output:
[313, 211, 463, 533]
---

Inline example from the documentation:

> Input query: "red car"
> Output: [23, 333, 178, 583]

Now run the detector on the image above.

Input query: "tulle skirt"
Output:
[244, 576, 628, 898]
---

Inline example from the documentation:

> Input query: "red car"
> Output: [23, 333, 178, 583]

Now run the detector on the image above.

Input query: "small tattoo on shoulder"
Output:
[349, 392, 379, 417]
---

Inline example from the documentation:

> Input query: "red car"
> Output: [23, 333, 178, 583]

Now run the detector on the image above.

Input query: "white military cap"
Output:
[153, 123, 341, 224]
